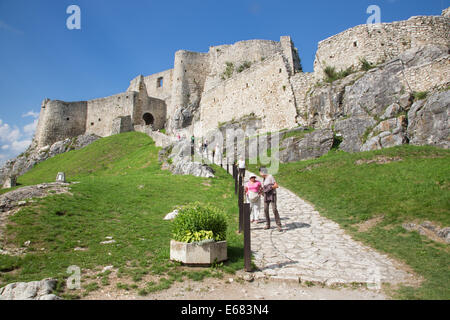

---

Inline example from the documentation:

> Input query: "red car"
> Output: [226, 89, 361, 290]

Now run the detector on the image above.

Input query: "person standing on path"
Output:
[259, 167, 283, 232]
[238, 156, 246, 180]
[245, 175, 263, 223]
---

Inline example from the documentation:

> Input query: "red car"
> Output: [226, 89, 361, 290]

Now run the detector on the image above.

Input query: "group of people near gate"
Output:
[238, 157, 283, 232]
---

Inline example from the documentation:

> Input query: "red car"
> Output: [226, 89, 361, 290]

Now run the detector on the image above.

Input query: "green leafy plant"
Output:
[324, 65, 355, 83]
[171, 202, 228, 243]
[359, 57, 375, 71]
[179, 230, 214, 243]
[237, 61, 252, 73]
[413, 91, 429, 101]
[222, 62, 235, 79]
[324, 66, 338, 83]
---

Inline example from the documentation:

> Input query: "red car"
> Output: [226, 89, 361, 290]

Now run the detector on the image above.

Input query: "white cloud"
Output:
[0, 20, 24, 35]
[0, 112, 39, 166]
[22, 110, 40, 119]
[11, 140, 32, 153]
[0, 121, 21, 144]
[23, 118, 38, 135]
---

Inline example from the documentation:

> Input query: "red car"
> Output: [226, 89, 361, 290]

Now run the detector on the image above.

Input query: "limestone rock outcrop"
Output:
[407, 91, 450, 149]
[0, 279, 61, 300]
[279, 129, 334, 163]
[159, 141, 215, 178]
[0, 182, 71, 213]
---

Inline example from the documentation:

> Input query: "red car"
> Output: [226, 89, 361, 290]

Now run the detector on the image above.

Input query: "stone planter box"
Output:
[170, 240, 227, 265]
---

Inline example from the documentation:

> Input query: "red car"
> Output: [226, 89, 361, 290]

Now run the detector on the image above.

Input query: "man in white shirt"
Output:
[238, 156, 246, 179]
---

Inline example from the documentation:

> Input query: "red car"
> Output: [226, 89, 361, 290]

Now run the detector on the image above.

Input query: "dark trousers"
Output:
[238, 168, 245, 179]
[264, 194, 281, 227]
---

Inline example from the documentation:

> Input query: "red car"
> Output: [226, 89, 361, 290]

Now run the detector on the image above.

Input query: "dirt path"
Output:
[83, 270, 387, 300]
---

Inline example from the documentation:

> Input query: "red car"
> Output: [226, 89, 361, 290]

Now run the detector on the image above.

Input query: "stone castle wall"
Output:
[443, 7, 450, 18]
[85, 92, 137, 137]
[143, 69, 173, 101]
[196, 53, 298, 136]
[169, 50, 211, 126]
[289, 72, 315, 124]
[398, 55, 450, 93]
[204, 37, 300, 92]
[314, 15, 450, 80]
[34, 99, 87, 148]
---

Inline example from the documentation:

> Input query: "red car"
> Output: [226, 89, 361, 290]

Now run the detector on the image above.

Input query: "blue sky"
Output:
[0, 0, 448, 164]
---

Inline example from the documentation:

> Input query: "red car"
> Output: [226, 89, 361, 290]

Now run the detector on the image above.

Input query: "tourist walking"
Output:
[238, 156, 246, 180]
[245, 175, 262, 223]
[259, 167, 283, 232]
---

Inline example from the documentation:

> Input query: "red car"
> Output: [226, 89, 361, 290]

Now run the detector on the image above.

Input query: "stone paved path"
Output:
[229, 168, 417, 287]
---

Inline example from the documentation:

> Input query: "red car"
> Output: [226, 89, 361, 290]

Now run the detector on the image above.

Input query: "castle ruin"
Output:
[33, 9, 449, 149]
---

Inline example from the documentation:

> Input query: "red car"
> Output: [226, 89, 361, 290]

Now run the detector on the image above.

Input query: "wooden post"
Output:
[234, 164, 238, 195]
[243, 203, 252, 272]
[238, 174, 243, 233]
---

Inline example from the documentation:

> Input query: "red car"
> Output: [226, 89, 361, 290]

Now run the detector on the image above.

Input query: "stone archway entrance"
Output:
[143, 113, 155, 126]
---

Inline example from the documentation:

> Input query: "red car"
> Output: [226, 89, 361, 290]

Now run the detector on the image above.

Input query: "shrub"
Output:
[359, 57, 375, 71]
[222, 62, 234, 79]
[413, 91, 428, 101]
[337, 66, 355, 79]
[237, 61, 252, 73]
[171, 203, 228, 243]
[324, 66, 338, 83]
[324, 65, 355, 83]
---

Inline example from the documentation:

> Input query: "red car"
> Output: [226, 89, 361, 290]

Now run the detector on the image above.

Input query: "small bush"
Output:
[172, 203, 228, 243]
[337, 66, 354, 79]
[413, 91, 428, 101]
[222, 62, 234, 79]
[324, 66, 338, 83]
[331, 133, 344, 150]
[359, 58, 375, 71]
[237, 61, 252, 73]
[324, 65, 355, 83]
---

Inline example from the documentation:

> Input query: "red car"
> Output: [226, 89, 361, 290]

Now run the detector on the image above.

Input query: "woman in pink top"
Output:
[245, 175, 263, 223]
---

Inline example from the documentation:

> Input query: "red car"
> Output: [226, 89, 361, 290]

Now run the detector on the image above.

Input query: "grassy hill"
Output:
[249, 145, 450, 299]
[0, 132, 243, 298]
[1, 131, 449, 299]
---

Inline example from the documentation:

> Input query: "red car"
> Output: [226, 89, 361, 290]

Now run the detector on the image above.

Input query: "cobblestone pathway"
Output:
[232, 168, 417, 287]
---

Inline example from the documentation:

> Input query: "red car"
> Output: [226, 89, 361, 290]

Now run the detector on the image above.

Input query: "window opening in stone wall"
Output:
[353, 41, 358, 47]
[66, 118, 70, 121]
[143, 113, 155, 126]
[91, 122, 94, 126]
[157, 77, 163, 88]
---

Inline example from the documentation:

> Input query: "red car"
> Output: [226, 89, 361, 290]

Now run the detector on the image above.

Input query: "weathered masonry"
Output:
[33, 8, 450, 148]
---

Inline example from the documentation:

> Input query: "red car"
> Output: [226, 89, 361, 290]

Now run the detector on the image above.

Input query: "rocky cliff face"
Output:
[300, 45, 449, 155]
[407, 91, 450, 148]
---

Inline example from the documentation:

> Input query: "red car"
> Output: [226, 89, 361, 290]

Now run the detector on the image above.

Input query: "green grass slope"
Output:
[0, 132, 242, 298]
[249, 145, 450, 299]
